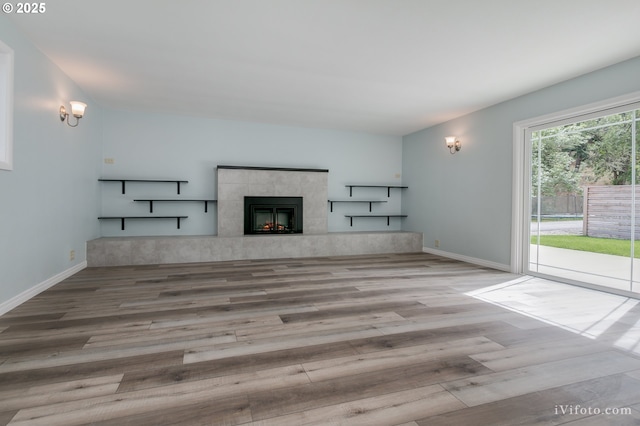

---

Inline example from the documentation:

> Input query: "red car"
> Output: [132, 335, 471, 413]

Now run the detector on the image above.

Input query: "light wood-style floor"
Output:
[2, 252, 640, 425]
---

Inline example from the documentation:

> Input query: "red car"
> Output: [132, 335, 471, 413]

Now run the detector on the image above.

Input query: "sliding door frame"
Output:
[511, 91, 640, 296]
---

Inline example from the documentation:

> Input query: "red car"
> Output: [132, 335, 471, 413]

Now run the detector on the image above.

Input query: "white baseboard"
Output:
[422, 247, 511, 272]
[0, 261, 87, 316]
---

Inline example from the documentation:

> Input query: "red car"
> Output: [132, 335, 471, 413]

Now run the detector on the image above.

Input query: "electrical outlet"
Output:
[394, 173, 401, 179]
[434, 240, 440, 248]
[104, 158, 115, 164]
[69, 250, 75, 261]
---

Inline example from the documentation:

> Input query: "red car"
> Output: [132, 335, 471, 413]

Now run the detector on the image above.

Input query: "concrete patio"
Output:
[530, 245, 640, 293]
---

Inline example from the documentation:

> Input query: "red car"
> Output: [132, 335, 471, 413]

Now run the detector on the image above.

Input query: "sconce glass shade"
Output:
[444, 136, 461, 154]
[60, 101, 87, 127]
[69, 101, 87, 118]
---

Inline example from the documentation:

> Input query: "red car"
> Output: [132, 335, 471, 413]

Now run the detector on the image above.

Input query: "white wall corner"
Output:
[0, 262, 87, 316]
[422, 247, 511, 272]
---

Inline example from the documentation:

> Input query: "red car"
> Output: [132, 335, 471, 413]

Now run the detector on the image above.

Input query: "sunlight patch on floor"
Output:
[466, 276, 640, 355]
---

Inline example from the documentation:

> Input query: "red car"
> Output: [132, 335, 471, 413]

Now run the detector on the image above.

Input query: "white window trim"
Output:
[0, 39, 14, 171]
[511, 91, 640, 274]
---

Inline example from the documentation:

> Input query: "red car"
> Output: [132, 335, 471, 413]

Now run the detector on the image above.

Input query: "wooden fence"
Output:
[531, 195, 583, 216]
[583, 185, 640, 239]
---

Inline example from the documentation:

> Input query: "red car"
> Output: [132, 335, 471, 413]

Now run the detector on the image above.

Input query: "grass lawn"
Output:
[532, 235, 640, 258]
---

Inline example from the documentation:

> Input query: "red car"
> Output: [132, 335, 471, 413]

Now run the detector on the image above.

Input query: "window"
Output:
[0, 39, 14, 171]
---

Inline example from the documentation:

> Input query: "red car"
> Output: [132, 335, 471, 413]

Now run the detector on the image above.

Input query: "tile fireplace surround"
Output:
[217, 165, 329, 236]
[87, 166, 422, 267]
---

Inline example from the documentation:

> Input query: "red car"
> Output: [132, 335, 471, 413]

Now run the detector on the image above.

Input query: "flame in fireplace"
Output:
[261, 222, 287, 231]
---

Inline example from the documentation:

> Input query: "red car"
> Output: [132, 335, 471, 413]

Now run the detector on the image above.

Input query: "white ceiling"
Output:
[7, 0, 640, 135]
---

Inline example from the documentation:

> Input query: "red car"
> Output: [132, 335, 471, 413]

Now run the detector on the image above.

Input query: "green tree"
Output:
[583, 120, 633, 185]
[533, 111, 637, 196]
[565, 112, 633, 185]
[531, 134, 581, 196]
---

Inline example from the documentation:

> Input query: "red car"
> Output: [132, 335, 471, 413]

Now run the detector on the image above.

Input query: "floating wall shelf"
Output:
[134, 199, 217, 213]
[327, 200, 387, 212]
[345, 184, 408, 197]
[98, 216, 188, 230]
[98, 178, 189, 194]
[344, 215, 408, 227]
[329, 184, 409, 228]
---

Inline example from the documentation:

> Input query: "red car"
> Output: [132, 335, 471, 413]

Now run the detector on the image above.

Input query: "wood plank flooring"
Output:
[2, 252, 640, 425]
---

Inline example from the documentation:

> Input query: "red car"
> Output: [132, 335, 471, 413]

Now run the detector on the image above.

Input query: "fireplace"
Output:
[244, 196, 303, 234]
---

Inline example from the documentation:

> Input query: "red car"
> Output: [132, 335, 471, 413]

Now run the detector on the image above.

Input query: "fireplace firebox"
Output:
[244, 196, 303, 234]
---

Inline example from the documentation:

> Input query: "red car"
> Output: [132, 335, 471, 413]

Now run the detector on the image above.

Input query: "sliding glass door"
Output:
[528, 105, 639, 294]
[634, 109, 640, 291]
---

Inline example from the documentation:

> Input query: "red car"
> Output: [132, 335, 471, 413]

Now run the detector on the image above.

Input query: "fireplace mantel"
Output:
[217, 165, 329, 173]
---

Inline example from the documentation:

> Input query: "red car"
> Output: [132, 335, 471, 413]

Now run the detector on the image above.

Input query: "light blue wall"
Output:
[402, 56, 640, 268]
[0, 15, 101, 307]
[100, 108, 403, 236]
[4, 7, 639, 310]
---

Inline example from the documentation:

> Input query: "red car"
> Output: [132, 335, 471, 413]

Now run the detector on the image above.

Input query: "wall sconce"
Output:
[59, 101, 87, 127]
[445, 136, 461, 154]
